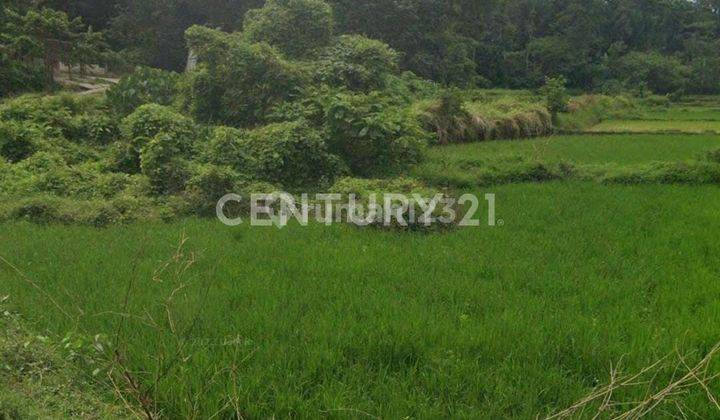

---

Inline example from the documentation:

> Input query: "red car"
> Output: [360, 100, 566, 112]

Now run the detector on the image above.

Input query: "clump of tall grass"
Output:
[414, 153, 720, 189]
[414, 93, 553, 144]
[556, 95, 639, 131]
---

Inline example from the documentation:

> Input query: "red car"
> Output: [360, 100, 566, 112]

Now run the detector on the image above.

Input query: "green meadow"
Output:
[4, 99, 720, 417]
[3, 181, 720, 418]
[589, 119, 720, 134]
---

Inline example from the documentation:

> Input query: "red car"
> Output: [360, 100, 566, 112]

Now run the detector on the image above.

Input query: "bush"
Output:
[0, 58, 45, 97]
[325, 92, 428, 176]
[71, 114, 120, 145]
[182, 26, 304, 127]
[140, 132, 193, 195]
[315, 35, 400, 91]
[106, 67, 179, 116]
[243, 0, 333, 58]
[242, 120, 342, 190]
[539, 76, 569, 116]
[118, 104, 196, 173]
[0, 94, 104, 142]
[601, 161, 720, 185]
[0, 121, 40, 162]
[614, 52, 689, 95]
[202, 126, 251, 169]
[184, 164, 242, 215]
[120, 104, 196, 140]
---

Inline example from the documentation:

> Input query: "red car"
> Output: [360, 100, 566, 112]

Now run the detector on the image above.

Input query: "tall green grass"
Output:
[589, 119, 720, 134]
[2, 182, 720, 417]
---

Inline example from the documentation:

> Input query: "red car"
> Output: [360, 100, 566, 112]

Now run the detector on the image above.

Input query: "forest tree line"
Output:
[3, 0, 720, 94]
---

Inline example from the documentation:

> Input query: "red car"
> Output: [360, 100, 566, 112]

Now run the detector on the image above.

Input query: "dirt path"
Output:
[54, 74, 120, 95]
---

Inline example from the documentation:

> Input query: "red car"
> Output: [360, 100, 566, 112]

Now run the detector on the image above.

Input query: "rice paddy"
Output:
[2, 97, 720, 418]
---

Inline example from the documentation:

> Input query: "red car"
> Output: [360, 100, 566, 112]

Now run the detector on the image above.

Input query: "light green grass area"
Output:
[589, 119, 720, 133]
[631, 106, 720, 121]
[0, 303, 130, 418]
[418, 133, 720, 166]
[2, 182, 720, 418]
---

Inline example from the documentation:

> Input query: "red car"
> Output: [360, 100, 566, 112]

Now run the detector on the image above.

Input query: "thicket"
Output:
[30, 0, 720, 95]
[0, 6, 109, 96]
[2, 0, 712, 228]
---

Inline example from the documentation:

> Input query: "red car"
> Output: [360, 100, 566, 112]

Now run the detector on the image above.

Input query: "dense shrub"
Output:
[140, 132, 193, 195]
[202, 126, 251, 169]
[243, 0, 333, 58]
[3, 195, 152, 227]
[242, 120, 342, 189]
[184, 164, 242, 215]
[106, 67, 179, 116]
[0, 121, 40, 162]
[613, 52, 689, 95]
[120, 104, 196, 140]
[325, 92, 428, 176]
[315, 35, 400, 91]
[0, 94, 105, 143]
[0, 93, 100, 123]
[182, 25, 304, 127]
[71, 114, 120, 145]
[0, 58, 46, 97]
[118, 104, 196, 173]
[540, 76, 569, 116]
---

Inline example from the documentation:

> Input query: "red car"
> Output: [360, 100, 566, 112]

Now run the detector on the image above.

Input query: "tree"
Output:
[243, 0, 334, 58]
[0, 6, 104, 86]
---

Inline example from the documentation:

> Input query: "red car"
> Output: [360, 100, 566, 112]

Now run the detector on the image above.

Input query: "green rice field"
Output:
[3, 99, 720, 418]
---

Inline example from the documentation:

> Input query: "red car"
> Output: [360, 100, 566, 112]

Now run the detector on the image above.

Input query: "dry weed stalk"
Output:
[547, 342, 720, 420]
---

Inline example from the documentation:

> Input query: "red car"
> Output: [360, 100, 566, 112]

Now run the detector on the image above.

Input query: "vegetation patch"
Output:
[0, 297, 130, 418]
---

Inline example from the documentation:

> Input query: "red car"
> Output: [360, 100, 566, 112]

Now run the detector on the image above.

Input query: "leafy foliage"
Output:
[106, 67, 179, 116]
[325, 92, 428, 176]
[241, 120, 342, 190]
[140, 132, 193, 195]
[243, 0, 334, 58]
[315, 35, 399, 91]
[181, 25, 303, 127]
[540, 76, 569, 116]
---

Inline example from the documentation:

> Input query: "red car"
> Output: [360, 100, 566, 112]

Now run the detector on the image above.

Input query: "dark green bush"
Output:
[613, 52, 689, 95]
[202, 126, 251, 170]
[243, 0, 333, 59]
[71, 114, 120, 145]
[120, 103, 196, 140]
[325, 92, 428, 176]
[242, 120, 343, 190]
[182, 26, 305, 127]
[106, 67, 180, 116]
[119, 104, 196, 173]
[540, 76, 569, 116]
[0, 57, 45, 97]
[315, 35, 400, 91]
[0, 121, 40, 162]
[184, 164, 242, 215]
[140, 132, 193, 195]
